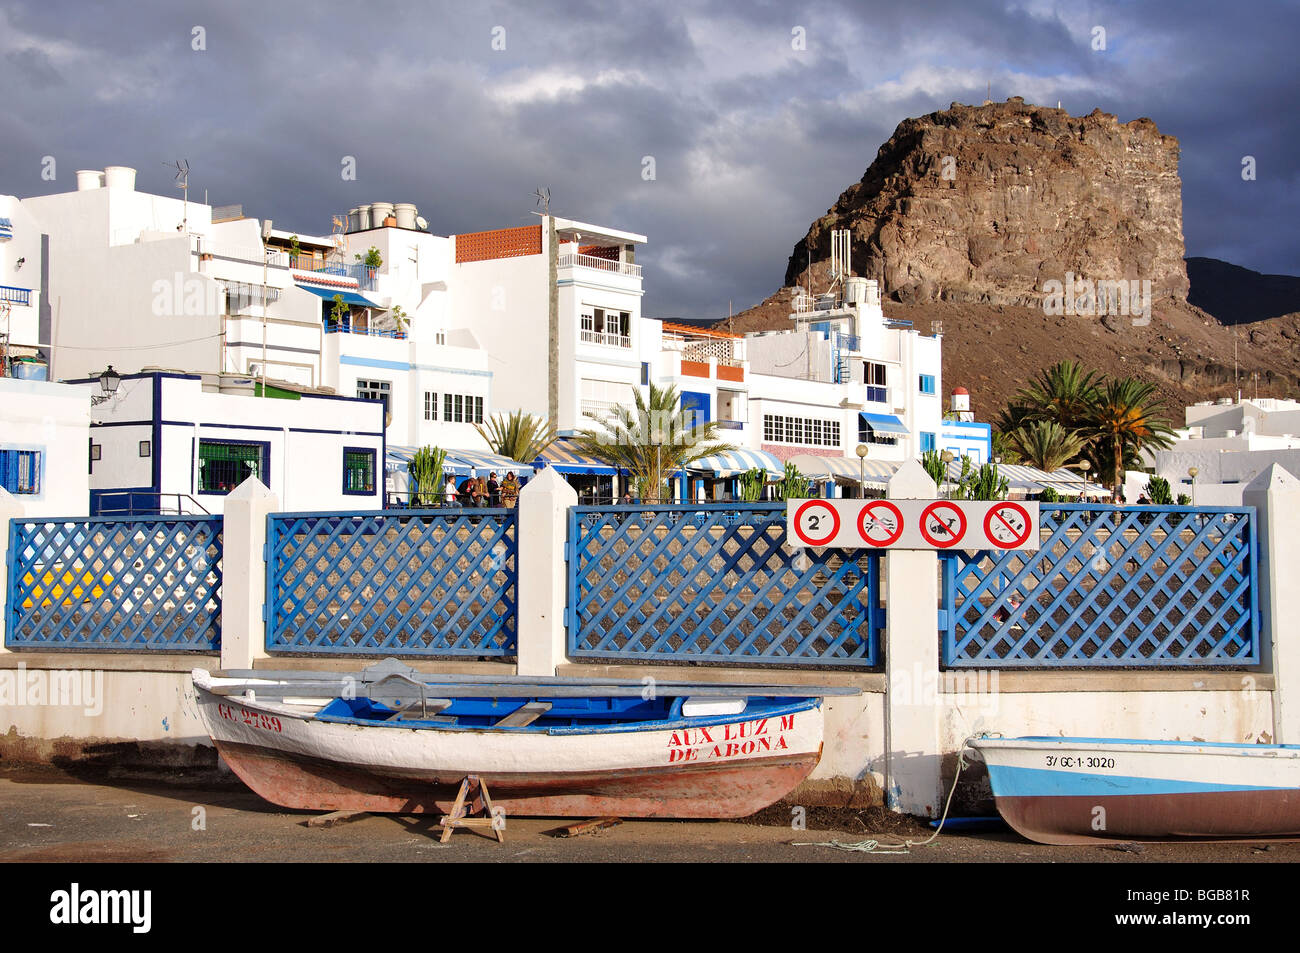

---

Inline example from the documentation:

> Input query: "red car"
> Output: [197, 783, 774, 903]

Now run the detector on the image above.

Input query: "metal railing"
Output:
[558, 253, 642, 277]
[580, 329, 632, 348]
[293, 260, 378, 291]
[92, 492, 211, 517]
[324, 321, 406, 339]
[0, 285, 32, 306]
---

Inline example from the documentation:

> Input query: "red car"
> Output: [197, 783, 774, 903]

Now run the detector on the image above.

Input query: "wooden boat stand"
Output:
[439, 775, 504, 844]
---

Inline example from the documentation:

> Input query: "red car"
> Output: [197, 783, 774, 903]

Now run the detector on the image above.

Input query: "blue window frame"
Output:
[198, 439, 270, 495]
[919, 374, 936, 395]
[0, 449, 41, 494]
[681, 391, 711, 429]
[641, 362, 650, 386]
[343, 447, 376, 495]
[920, 432, 936, 452]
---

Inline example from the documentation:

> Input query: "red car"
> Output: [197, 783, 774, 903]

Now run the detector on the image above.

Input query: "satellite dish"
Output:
[415, 216, 428, 231]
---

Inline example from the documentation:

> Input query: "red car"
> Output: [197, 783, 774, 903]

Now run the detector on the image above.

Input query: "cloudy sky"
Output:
[1, 0, 1295, 318]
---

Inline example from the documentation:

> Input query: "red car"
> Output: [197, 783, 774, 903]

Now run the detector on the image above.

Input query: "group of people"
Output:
[441, 471, 520, 508]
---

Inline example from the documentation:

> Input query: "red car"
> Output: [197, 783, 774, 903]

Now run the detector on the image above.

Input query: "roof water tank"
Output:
[394, 203, 418, 229]
[104, 166, 137, 191]
[356, 206, 372, 230]
[347, 207, 360, 232]
[76, 170, 105, 191]
[371, 202, 395, 226]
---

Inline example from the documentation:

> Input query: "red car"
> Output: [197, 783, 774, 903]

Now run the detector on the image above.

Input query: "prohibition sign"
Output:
[856, 500, 904, 547]
[984, 502, 1033, 549]
[919, 501, 967, 548]
[793, 500, 840, 546]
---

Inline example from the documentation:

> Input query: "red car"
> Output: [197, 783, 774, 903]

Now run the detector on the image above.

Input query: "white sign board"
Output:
[786, 498, 1040, 551]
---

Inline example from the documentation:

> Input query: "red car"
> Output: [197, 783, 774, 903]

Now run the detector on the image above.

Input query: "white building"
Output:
[0, 194, 46, 379]
[79, 371, 384, 515]
[1127, 397, 1300, 505]
[0, 377, 90, 517]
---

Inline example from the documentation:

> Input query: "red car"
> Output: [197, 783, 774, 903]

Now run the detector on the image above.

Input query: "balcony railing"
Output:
[0, 285, 32, 306]
[580, 399, 622, 419]
[580, 329, 631, 348]
[716, 420, 745, 430]
[324, 321, 406, 339]
[293, 259, 378, 291]
[558, 253, 642, 278]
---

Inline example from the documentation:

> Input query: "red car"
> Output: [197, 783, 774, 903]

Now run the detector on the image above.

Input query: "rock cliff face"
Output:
[785, 98, 1190, 305]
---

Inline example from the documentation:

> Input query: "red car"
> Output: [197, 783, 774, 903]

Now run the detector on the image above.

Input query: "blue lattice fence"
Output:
[266, 509, 517, 656]
[568, 503, 883, 667]
[940, 504, 1258, 667]
[6, 516, 223, 651]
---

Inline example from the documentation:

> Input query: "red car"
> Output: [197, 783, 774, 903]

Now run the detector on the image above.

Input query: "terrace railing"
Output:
[567, 503, 883, 668]
[6, 516, 223, 651]
[940, 504, 1259, 667]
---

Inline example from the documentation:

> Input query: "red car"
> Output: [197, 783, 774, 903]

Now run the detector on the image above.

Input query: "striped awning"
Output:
[786, 454, 901, 486]
[860, 412, 910, 435]
[944, 461, 1108, 496]
[688, 448, 784, 479]
[536, 437, 618, 476]
[386, 446, 533, 477]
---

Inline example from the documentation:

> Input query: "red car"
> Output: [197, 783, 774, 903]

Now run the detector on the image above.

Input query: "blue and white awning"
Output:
[297, 284, 377, 307]
[688, 448, 784, 479]
[860, 412, 909, 435]
[386, 447, 533, 477]
[535, 437, 618, 476]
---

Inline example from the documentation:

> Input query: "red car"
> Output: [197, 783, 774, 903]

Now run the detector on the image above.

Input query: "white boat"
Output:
[191, 661, 844, 818]
[969, 735, 1300, 844]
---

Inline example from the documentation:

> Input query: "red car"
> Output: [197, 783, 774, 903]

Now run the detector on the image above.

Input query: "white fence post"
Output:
[1243, 464, 1300, 743]
[220, 478, 279, 670]
[883, 460, 944, 816]
[516, 467, 577, 676]
[0, 488, 26, 655]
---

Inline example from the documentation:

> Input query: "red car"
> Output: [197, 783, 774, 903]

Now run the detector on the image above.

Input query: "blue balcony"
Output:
[0, 285, 32, 306]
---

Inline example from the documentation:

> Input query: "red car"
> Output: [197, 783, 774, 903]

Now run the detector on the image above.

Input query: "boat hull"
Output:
[972, 736, 1300, 844]
[194, 679, 824, 818]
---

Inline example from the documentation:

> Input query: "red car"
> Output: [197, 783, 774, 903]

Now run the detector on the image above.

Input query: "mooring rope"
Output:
[792, 735, 978, 854]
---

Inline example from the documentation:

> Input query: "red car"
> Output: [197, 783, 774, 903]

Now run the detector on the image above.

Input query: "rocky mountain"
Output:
[723, 98, 1299, 424]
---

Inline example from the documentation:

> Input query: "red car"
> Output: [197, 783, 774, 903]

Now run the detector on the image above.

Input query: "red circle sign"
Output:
[919, 501, 967, 548]
[983, 502, 1033, 549]
[793, 500, 840, 546]
[856, 500, 904, 547]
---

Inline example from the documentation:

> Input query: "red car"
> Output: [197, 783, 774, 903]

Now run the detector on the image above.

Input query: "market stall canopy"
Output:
[785, 454, 901, 488]
[946, 461, 1108, 497]
[386, 447, 532, 477]
[535, 437, 619, 476]
[688, 448, 784, 479]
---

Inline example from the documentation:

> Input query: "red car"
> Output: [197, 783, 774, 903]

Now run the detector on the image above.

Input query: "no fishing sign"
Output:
[787, 499, 1039, 550]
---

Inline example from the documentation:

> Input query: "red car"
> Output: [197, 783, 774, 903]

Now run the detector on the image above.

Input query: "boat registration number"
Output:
[217, 702, 283, 733]
[1045, 755, 1115, 769]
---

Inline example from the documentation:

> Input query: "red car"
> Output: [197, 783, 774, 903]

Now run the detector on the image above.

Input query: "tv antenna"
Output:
[533, 187, 551, 216]
[169, 159, 190, 232]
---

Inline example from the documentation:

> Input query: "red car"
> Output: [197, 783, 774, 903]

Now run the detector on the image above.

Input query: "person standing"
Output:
[501, 473, 519, 508]
[443, 475, 457, 506]
[487, 471, 501, 507]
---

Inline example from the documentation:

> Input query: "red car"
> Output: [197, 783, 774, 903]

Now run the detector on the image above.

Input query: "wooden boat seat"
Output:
[494, 701, 552, 728]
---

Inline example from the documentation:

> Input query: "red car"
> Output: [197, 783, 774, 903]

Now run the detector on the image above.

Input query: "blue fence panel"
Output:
[940, 504, 1258, 668]
[266, 509, 517, 657]
[6, 516, 223, 651]
[568, 503, 883, 668]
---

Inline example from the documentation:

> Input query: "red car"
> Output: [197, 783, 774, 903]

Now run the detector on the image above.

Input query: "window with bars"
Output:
[198, 440, 267, 494]
[0, 449, 41, 494]
[424, 391, 438, 421]
[343, 447, 376, 494]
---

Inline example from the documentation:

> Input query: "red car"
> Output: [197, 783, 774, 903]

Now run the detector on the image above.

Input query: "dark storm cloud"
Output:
[0, 0, 1294, 318]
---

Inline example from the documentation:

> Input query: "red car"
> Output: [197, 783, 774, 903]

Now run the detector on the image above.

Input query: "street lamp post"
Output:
[260, 219, 273, 397]
[1188, 466, 1199, 506]
[940, 449, 954, 497]
[855, 443, 869, 499]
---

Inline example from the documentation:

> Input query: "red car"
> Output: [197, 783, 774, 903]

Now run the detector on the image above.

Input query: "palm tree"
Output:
[999, 360, 1103, 438]
[572, 384, 734, 502]
[1086, 377, 1176, 488]
[475, 410, 557, 463]
[1006, 420, 1091, 473]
